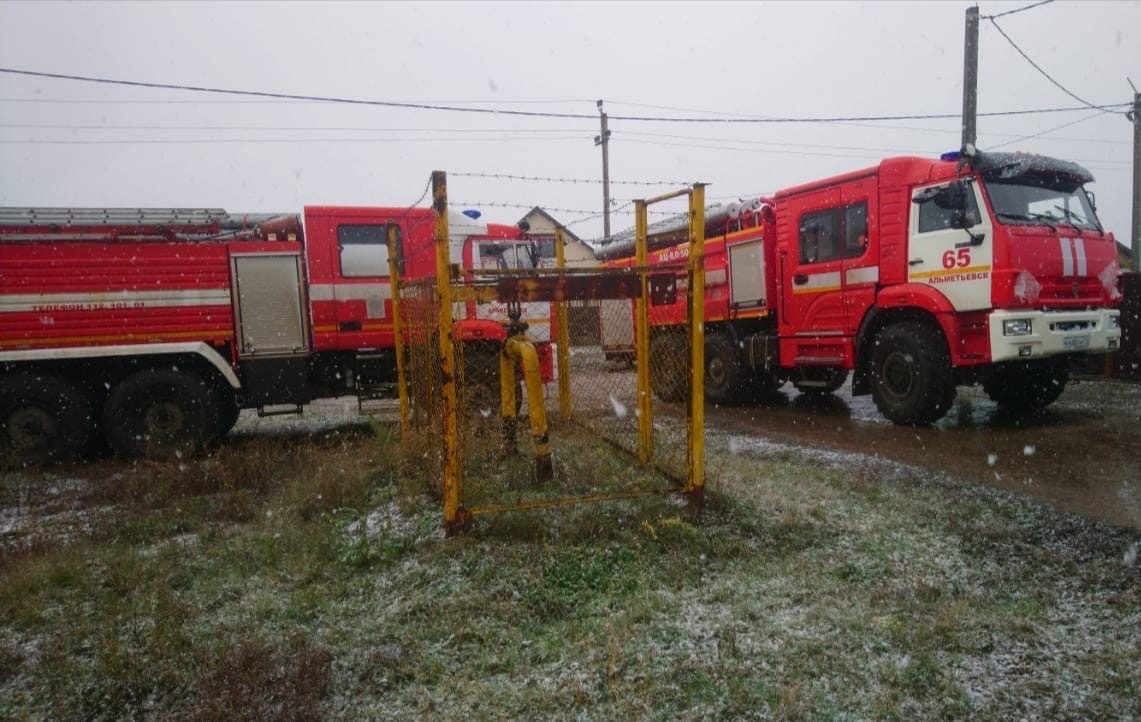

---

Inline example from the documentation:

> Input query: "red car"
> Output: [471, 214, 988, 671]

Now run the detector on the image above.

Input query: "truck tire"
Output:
[0, 374, 92, 466]
[870, 322, 955, 425]
[208, 384, 241, 440]
[705, 332, 747, 406]
[102, 368, 211, 459]
[983, 360, 1068, 412]
[650, 332, 687, 403]
[792, 367, 849, 395]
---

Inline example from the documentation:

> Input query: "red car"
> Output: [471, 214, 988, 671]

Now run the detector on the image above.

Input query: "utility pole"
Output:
[595, 99, 612, 240]
[1130, 83, 1140, 269]
[961, 5, 979, 154]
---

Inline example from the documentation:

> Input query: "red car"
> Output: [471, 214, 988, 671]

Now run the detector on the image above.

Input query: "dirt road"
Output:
[702, 376, 1141, 530]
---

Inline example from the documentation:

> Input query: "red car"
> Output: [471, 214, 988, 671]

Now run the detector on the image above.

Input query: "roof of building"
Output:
[518, 206, 584, 245]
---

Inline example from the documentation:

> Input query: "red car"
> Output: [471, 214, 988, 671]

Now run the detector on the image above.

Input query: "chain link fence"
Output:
[393, 174, 706, 533]
[563, 297, 691, 483]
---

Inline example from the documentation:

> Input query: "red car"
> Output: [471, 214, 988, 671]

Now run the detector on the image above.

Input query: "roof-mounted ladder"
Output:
[0, 207, 229, 228]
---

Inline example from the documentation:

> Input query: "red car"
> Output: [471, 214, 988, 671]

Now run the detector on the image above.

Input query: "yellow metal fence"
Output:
[391, 172, 707, 534]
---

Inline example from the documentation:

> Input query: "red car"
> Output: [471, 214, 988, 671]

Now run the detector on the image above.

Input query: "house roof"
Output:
[518, 206, 583, 245]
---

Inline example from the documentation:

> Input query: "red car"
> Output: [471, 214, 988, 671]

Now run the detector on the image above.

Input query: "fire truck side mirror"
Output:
[935, 182, 968, 212]
[914, 181, 969, 213]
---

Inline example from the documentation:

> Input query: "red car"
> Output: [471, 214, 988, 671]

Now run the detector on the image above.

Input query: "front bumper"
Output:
[989, 308, 1121, 363]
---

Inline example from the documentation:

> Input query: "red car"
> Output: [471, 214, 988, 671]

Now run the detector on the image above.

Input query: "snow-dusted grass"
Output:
[1, 420, 1138, 720]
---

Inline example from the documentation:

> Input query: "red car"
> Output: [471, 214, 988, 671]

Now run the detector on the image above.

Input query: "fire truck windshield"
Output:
[984, 178, 1102, 232]
[476, 241, 542, 271]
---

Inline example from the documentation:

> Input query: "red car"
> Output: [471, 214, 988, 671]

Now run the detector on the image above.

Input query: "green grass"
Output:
[1, 420, 1138, 720]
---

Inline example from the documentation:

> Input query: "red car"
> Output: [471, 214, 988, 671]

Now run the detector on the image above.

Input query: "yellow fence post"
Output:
[634, 199, 653, 464]
[432, 171, 467, 536]
[685, 184, 706, 507]
[386, 224, 410, 440]
[554, 227, 572, 419]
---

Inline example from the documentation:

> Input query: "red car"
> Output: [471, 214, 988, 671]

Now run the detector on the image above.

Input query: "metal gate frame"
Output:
[390, 172, 708, 535]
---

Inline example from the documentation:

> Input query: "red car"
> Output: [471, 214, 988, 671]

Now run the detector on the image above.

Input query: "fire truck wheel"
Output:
[208, 384, 241, 440]
[650, 332, 687, 403]
[705, 332, 748, 406]
[871, 322, 955, 425]
[982, 361, 1068, 411]
[102, 369, 210, 459]
[0, 374, 92, 466]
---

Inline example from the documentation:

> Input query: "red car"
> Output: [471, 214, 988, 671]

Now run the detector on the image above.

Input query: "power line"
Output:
[620, 130, 932, 156]
[620, 137, 882, 161]
[0, 136, 589, 145]
[981, 0, 1054, 20]
[0, 122, 591, 134]
[0, 67, 1127, 124]
[986, 18, 1109, 112]
[1, 117, 1126, 148]
[0, 96, 594, 107]
[982, 108, 1113, 150]
[0, 67, 596, 119]
[830, 118, 1129, 146]
[3, 134, 1124, 167]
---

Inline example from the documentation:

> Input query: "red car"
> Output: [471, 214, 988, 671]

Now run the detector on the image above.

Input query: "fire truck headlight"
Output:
[1108, 314, 1120, 330]
[1003, 319, 1033, 336]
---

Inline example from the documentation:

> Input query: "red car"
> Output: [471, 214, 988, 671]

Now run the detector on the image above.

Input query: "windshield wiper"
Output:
[1053, 204, 1102, 235]
[996, 211, 1056, 231]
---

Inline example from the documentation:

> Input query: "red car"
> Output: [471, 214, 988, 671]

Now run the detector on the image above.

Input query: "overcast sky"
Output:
[1, 0, 1137, 246]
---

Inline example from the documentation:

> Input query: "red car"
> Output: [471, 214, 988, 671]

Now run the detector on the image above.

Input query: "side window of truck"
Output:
[800, 203, 867, 263]
[843, 202, 869, 258]
[338, 224, 396, 278]
[917, 184, 981, 234]
[799, 209, 840, 264]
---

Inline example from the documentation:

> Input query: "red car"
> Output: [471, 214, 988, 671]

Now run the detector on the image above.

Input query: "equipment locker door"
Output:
[231, 252, 309, 357]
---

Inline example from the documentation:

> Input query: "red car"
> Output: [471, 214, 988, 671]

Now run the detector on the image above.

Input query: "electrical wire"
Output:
[986, 18, 1109, 111]
[0, 136, 588, 145]
[618, 130, 933, 156]
[0, 122, 591, 134]
[982, 0, 1054, 20]
[982, 108, 1113, 150]
[0, 67, 1128, 124]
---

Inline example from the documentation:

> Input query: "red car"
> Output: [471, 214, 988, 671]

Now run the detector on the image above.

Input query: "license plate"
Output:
[1063, 334, 1090, 351]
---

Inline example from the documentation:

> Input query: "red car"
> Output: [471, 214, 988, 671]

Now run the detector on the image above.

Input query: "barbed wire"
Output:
[559, 201, 641, 230]
[451, 200, 673, 218]
[450, 171, 692, 186]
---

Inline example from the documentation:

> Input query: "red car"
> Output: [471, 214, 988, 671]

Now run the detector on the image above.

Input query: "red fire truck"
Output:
[0, 205, 553, 465]
[597, 150, 1123, 425]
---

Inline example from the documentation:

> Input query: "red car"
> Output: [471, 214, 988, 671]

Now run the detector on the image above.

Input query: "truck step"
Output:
[256, 404, 304, 418]
[357, 383, 398, 411]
